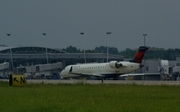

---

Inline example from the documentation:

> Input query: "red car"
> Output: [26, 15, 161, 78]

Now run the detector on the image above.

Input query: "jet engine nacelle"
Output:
[109, 61, 122, 68]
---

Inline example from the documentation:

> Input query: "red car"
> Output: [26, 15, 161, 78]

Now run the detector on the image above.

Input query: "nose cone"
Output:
[60, 70, 65, 79]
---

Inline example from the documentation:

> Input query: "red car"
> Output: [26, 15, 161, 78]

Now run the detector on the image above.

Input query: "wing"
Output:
[70, 72, 103, 77]
[120, 73, 160, 77]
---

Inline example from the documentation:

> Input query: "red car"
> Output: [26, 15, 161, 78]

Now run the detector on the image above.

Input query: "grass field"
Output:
[0, 81, 180, 112]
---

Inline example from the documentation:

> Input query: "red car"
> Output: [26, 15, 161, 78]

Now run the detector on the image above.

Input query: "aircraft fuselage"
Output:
[60, 62, 140, 78]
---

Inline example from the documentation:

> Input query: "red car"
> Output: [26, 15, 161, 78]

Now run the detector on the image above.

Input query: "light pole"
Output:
[80, 32, 86, 63]
[106, 32, 111, 62]
[7, 34, 14, 70]
[143, 34, 147, 46]
[42, 33, 48, 64]
[143, 34, 147, 74]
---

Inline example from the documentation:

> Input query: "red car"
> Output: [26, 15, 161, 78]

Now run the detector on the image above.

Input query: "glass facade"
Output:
[0, 46, 123, 70]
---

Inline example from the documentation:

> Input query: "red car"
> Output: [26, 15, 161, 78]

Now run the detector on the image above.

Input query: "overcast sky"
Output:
[0, 0, 180, 51]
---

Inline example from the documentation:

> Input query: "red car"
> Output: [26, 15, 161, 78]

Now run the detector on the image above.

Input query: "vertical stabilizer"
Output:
[130, 46, 149, 63]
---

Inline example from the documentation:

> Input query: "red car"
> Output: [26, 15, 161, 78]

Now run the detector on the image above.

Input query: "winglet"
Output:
[129, 46, 149, 63]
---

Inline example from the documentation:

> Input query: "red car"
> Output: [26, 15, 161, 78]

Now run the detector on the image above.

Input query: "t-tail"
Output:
[129, 46, 149, 64]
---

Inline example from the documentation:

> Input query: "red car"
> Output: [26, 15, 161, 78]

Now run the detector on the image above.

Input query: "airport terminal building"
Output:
[0, 46, 123, 69]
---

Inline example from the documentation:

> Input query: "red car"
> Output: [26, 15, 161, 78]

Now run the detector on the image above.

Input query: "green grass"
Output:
[0, 81, 180, 112]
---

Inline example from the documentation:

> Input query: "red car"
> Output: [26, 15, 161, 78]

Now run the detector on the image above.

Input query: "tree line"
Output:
[62, 46, 180, 60]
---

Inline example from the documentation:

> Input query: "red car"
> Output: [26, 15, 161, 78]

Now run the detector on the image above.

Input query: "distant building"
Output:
[0, 46, 123, 69]
[131, 58, 180, 81]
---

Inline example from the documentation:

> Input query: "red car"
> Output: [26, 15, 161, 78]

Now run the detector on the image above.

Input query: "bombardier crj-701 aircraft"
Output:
[60, 46, 149, 79]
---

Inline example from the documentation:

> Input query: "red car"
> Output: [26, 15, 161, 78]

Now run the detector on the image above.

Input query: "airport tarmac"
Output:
[1, 79, 180, 85]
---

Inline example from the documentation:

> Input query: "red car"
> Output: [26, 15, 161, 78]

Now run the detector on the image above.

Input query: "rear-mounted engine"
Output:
[109, 61, 122, 68]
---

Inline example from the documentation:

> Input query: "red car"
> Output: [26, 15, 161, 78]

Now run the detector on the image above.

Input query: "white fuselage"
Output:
[60, 62, 140, 79]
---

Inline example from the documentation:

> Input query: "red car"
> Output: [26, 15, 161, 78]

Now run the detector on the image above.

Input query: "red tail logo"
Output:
[130, 46, 149, 63]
